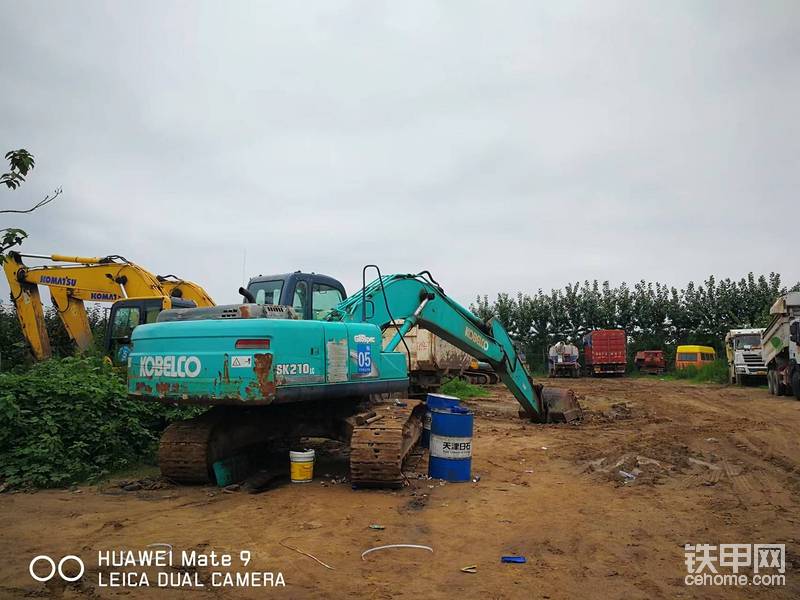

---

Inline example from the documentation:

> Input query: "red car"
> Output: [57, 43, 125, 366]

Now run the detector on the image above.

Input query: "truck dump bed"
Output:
[381, 323, 471, 373]
[762, 292, 800, 366]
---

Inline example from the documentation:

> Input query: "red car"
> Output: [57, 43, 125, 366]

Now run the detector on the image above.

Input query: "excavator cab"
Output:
[244, 272, 347, 321]
[105, 297, 196, 365]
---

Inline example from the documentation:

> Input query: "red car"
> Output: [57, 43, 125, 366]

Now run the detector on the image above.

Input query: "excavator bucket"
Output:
[521, 385, 582, 423]
[541, 387, 582, 423]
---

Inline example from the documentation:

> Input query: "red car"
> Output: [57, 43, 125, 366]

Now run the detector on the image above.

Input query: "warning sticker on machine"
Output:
[430, 435, 472, 460]
[231, 356, 252, 368]
[326, 339, 348, 383]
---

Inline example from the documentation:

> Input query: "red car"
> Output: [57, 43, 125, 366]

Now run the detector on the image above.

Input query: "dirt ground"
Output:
[1, 377, 798, 599]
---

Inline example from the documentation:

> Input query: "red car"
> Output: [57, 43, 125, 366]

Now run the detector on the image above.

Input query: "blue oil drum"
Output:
[428, 406, 473, 482]
[422, 393, 461, 448]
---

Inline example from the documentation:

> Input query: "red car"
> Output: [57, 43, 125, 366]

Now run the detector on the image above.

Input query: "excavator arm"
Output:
[3, 252, 214, 361]
[330, 272, 544, 418]
[156, 275, 215, 307]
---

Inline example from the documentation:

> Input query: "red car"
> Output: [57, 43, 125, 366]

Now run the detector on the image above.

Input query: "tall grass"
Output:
[672, 359, 729, 384]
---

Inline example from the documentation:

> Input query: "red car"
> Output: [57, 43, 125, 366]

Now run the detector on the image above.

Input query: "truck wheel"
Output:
[767, 370, 776, 395]
[777, 373, 790, 396]
[791, 369, 800, 400]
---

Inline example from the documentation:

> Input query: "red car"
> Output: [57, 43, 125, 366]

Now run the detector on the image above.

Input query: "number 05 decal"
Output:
[356, 343, 372, 374]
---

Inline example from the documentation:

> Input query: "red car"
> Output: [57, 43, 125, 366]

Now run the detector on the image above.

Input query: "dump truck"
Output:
[634, 350, 666, 374]
[548, 342, 580, 377]
[583, 329, 626, 376]
[725, 328, 767, 385]
[129, 269, 582, 487]
[380, 321, 471, 393]
[762, 292, 800, 398]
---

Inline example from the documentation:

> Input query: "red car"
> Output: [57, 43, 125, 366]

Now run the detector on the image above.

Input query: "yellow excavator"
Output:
[3, 251, 215, 364]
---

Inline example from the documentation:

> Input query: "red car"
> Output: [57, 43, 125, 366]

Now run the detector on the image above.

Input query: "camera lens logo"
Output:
[29, 555, 84, 582]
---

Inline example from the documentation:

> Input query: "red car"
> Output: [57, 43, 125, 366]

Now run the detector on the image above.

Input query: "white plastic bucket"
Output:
[289, 449, 315, 483]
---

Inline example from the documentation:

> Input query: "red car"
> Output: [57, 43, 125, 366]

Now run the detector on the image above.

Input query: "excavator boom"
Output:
[329, 273, 541, 417]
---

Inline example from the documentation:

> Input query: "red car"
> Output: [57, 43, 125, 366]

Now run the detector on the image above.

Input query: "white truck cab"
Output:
[725, 328, 767, 385]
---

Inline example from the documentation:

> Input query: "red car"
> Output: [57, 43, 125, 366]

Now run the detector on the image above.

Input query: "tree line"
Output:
[471, 273, 799, 372]
[1, 272, 797, 373]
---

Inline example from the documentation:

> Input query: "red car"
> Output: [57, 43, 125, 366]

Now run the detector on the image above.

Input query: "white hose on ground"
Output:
[361, 544, 434, 560]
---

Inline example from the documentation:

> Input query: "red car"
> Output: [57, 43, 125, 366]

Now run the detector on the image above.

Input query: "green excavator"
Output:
[127, 268, 581, 487]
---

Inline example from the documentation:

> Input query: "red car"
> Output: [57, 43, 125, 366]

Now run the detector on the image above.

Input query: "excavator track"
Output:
[159, 399, 425, 488]
[349, 399, 424, 488]
[159, 407, 289, 484]
[159, 409, 227, 484]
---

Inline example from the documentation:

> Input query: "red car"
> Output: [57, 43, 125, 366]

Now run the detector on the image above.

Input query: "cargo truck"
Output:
[725, 328, 767, 385]
[583, 329, 626, 376]
[761, 292, 800, 399]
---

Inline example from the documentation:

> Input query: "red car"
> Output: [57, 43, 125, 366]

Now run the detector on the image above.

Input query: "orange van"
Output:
[675, 345, 716, 370]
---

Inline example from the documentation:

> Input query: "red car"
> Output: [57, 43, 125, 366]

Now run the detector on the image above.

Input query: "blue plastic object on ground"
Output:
[501, 556, 527, 563]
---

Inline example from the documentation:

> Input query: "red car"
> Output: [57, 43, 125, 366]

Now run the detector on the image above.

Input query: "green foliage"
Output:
[1, 149, 34, 190]
[473, 273, 800, 372]
[0, 356, 202, 488]
[2, 148, 62, 261]
[440, 377, 489, 399]
[671, 365, 698, 380]
[1, 149, 36, 259]
[0, 229, 27, 258]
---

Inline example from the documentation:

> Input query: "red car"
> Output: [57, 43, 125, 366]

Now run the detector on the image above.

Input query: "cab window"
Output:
[678, 352, 697, 362]
[312, 283, 343, 319]
[733, 335, 760, 349]
[111, 307, 140, 339]
[145, 306, 161, 324]
[249, 280, 284, 305]
[293, 281, 308, 316]
[701, 352, 715, 361]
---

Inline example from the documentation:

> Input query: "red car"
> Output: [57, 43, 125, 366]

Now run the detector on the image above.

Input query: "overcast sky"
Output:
[1, 1, 798, 308]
